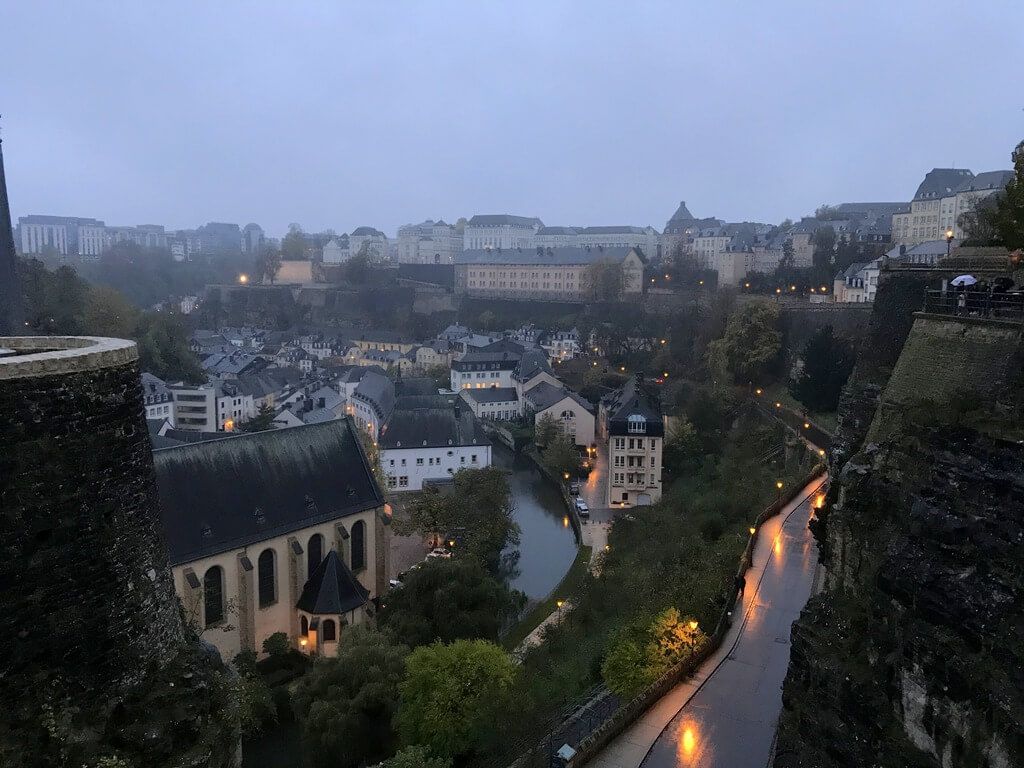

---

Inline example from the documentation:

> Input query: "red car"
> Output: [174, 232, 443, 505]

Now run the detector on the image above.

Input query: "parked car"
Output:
[569, 480, 581, 495]
[574, 499, 590, 518]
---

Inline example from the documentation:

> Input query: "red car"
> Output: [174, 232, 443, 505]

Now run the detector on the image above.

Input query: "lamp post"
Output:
[946, 228, 954, 257]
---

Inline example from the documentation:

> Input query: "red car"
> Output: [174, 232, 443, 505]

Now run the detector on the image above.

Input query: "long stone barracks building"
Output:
[153, 418, 389, 660]
[454, 245, 646, 302]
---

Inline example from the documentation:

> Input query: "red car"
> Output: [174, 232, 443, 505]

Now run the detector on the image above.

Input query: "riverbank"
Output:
[505, 545, 592, 653]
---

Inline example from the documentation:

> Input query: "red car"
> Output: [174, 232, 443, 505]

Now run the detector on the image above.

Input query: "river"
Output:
[493, 443, 579, 600]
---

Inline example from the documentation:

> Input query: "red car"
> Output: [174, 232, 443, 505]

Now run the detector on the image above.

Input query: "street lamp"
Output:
[749, 526, 756, 535]
[238, 273, 249, 284]
[688, 620, 698, 631]
[755, 388, 763, 396]
[945, 228, 955, 256]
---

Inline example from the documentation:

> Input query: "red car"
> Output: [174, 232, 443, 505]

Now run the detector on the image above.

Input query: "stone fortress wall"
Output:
[0, 336, 237, 768]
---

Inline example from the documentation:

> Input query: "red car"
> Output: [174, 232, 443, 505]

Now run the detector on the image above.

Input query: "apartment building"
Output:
[601, 377, 663, 507]
[891, 168, 1012, 247]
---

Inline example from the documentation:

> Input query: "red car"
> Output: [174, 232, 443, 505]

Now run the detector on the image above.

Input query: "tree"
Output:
[534, 412, 560, 448]
[281, 224, 308, 261]
[345, 250, 371, 284]
[583, 259, 625, 302]
[663, 416, 701, 476]
[392, 468, 519, 572]
[292, 627, 409, 768]
[811, 225, 836, 268]
[231, 650, 277, 738]
[814, 204, 840, 221]
[256, 246, 283, 284]
[135, 312, 204, 382]
[239, 403, 276, 433]
[82, 285, 141, 339]
[383, 746, 451, 768]
[379, 558, 523, 647]
[778, 239, 796, 271]
[707, 302, 782, 385]
[477, 310, 497, 331]
[789, 325, 855, 412]
[602, 608, 707, 697]
[542, 433, 580, 479]
[961, 139, 1024, 250]
[397, 640, 516, 760]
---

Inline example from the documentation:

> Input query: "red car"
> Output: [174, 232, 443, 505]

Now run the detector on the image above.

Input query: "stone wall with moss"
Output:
[775, 273, 1024, 768]
[0, 337, 237, 768]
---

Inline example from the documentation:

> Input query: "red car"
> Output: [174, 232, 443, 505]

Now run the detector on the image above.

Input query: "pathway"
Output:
[584, 475, 826, 768]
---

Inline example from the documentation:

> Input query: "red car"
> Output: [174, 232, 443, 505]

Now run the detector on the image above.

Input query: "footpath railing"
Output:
[923, 289, 1024, 323]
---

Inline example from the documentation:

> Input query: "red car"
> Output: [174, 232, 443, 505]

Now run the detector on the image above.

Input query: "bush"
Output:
[262, 632, 290, 657]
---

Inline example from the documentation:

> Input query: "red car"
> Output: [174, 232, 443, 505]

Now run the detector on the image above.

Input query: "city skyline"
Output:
[2, 2, 1023, 238]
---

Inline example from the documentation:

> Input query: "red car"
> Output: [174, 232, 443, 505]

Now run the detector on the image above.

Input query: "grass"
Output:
[764, 382, 839, 434]
[502, 545, 593, 651]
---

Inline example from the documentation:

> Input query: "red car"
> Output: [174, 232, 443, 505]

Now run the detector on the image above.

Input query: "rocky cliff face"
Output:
[776, 271, 1024, 768]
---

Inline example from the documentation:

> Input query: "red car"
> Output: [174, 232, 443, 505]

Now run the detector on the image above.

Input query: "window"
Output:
[258, 549, 276, 607]
[351, 520, 366, 571]
[650, 439, 656, 450]
[387, 475, 397, 488]
[399, 476, 409, 487]
[203, 566, 224, 627]
[627, 415, 646, 433]
[471, 454, 478, 463]
[389, 459, 395, 466]
[416, 458, 424, 466]
[322, 618, 337, 642]
[300, 615, 309, 636]
[308, 533, 324, 576]
[614, 438, 625, 450]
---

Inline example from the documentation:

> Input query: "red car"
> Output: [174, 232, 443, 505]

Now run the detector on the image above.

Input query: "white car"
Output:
[574, 499, 590, 518]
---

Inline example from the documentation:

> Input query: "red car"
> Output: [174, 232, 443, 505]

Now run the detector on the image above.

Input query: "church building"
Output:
[153, 417, 388, 660]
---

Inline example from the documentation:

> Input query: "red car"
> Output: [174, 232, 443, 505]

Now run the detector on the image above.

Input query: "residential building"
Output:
[351, 330, 416, 354]
[524, 382, 595, 447]
[455, 246, 645, 302]
[351, 371, 395, 440]
[141, 372, 175, 424]
[396, 219, 463, 264]
[891, 168, 1012, 247]
[540, 329, 581, 362]
[832, 261, 874, 303]
[322, 235, 351, 264]
[660, 201, 697, 259]
[170, 384, 218, 432]
[513, 349, 560, 397]
[348, 226, 388, 262]
[154, 419, 388, 660]
[602, 376, 664, 506]
[458, 386, 521, 421]
[450, 343, 522, 390]
[463, 214, 542, 250]
[242, 223, 265, 255]
[379, 397, 492, 491]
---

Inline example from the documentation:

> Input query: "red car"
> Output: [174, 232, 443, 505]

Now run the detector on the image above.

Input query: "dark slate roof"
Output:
[835, 202, 909, 218]
[353, 371, 396, 418]
[913, 168, 975, 200]
[466, 214, 543, 227]
[605, 377, 663, 437]
[296, 551, 369, 615]
[455, 245, 637, 266]
[579, 225, 651, 235]
[514, 349, 553, 382]
[396, 377, 439, 397]
[537, 226, 578, 235]
[460, 387, 519, 404]
[153, 419, 384, 565]
[955, 170, 1013, 193]
[351, 226, 385, 237]
[393, 394, 455, 411]
[525, 381, 593, 413]
[380, 403, 490, 449]
[666, 200, 695, 224]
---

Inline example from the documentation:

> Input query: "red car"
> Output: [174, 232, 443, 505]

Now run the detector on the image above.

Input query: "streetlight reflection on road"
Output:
[675, 718, 702, 764]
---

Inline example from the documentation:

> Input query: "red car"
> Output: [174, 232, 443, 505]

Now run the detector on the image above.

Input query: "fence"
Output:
[923, 289, 1024, 323]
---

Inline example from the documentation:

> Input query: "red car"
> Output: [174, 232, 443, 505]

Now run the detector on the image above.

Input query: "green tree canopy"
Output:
[238, 402, 276, 433]
[255, 246, 283, 284]
[583, 259, 625, 302]
[379, 558, 524, 647]
[382, 746, 452, 768]
[397, 640, 516, 760]
[542, 433, 581, 479]
[707, 302, 782, 385]
[291, 626, 409, 768]
[789, 325, 855, 412]
[392, 467, 519, 572]
[534, 412, 560, 448]
[962, 139, 1024, 250]
[602, 608, 707, 697]
[281, 224, 309, 261]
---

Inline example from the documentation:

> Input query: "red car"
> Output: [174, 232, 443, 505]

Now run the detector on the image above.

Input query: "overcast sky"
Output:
[2, 2, 1022, 238]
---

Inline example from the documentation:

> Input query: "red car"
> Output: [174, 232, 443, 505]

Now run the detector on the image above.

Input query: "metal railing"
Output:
[923, 289, 1024, 323]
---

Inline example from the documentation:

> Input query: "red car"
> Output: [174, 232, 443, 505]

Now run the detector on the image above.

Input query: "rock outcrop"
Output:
[776, 268, 1024, 768]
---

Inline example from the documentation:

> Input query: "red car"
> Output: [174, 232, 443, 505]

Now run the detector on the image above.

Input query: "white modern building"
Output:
[458, 387, 521, 421]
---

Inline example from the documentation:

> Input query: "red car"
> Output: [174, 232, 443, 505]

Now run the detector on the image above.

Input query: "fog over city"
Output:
[3, 0, 1022, 236]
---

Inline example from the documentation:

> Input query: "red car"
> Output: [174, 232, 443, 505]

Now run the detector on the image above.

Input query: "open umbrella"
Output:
[950, 275, 977, 287]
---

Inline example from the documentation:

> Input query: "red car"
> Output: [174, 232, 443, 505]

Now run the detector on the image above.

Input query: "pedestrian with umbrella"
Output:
[951, 275, 976, 315]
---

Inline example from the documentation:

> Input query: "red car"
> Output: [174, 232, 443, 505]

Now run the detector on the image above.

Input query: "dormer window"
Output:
[627, 414, 646, 434]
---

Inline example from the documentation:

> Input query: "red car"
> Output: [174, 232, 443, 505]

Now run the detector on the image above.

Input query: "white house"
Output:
[154, 420, 389, 661]
[379, 399, 492, 491]
[141, 372, 175, 425]
[524, 382, 595, 447]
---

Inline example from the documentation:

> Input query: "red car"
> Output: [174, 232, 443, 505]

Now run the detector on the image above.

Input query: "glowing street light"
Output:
[776, 481, 784, 490]
[688, 620, 698, 631]
[563, 472, 571, 480]
[803, 422, 810, 429]
[774, 401, 782, 409]
[619, 366, 626, 372]
[749, 527, 756, 535]
[755, 388, 763, 396]
[775, 287, 782, 295]
[238, 273, 249, 284]
[819, 449, 826, 457]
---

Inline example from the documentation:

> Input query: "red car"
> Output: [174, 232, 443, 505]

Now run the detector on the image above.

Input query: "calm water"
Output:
[494, 443, 579, 600]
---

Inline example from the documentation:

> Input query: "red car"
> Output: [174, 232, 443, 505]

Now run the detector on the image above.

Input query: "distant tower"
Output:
[0, 140, 236, 766]
[0, 130, 25, 335]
